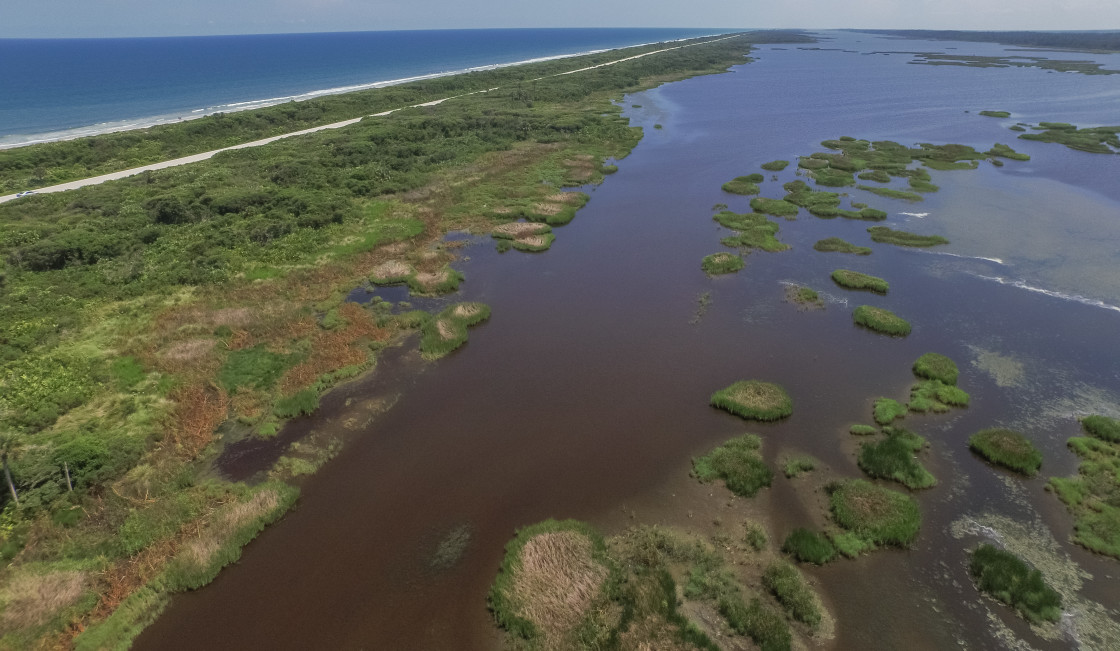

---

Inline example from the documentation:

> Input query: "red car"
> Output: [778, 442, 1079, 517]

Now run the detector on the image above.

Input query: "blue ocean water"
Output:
[0, 28, 723, 146]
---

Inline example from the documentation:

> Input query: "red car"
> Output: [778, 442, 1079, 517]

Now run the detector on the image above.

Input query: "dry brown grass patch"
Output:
[278, 304, 387, 394]
[370, 260, 413, 281]
[159, 338, 214, 362]
[452, 304, 483, 319]
[492, 222, 549, 237]
[169, 385, 229, 458]
[533, 202, 564, 216]
[729, 383, 785, 411]
[545, 192, 583, 205]
[516, 235, 550, 248]
[510, 531, 608, 642]
[0, 571, 87, 633]
[414, 270, 451, 290]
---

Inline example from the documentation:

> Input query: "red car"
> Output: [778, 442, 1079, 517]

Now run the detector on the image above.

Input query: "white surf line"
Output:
[0, 35, 741, 205]
[973, 274, 1120, 314]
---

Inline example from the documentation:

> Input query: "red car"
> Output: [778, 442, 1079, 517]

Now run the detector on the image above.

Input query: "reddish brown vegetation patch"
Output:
[278, 303, 388, 394]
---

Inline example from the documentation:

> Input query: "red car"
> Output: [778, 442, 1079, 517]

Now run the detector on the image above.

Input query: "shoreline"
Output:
[0, 33, 728, 150]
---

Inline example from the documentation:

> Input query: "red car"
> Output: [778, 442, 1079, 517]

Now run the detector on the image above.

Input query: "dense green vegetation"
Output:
[710, 380, 794, 422]
[0, 33, 795, 647]
[762, 562, 822, 628]
[785, 284, 823, 308]
[867, 226, 949, 247]
[761, 160, 789, 171]
[722, 174, 764, 195]
[749, 197, 800, 218]
[979, 111, 1011, 118]
[986, 143, 1031, 161]
[859, 29, 1120, 52]
[874, 398, 907, 426]
[782, 455, 817, 478]
[693, 434, 773, 498]
[702, 252, 745, 275]
[781, 528, 836, 565]
[831, 269, 889, 293]
[418, 302, 491, 359]
[969, 428, 1043, 475]
[969, 544, 1062, 624]
[858, 185, 923, 202]
[714, 211, 790, 252]
[853, 305, 911, 336]
[849, 424, 879, 436]
[1019, 122, 1120, 154]
[858, 427, 936, 489]
[1049, 414, 1120, 558]
[908, 380, 970, 412]
[913, 352, 959, 385]
[813, 237, 871, 255]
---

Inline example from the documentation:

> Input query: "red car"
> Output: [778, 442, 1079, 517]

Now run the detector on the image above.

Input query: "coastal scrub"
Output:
[1049, 414, 1120, 557]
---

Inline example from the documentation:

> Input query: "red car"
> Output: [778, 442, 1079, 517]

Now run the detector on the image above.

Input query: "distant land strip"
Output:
[851, 29, 1120, 53]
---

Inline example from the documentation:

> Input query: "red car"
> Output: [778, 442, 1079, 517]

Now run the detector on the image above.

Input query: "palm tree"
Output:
[0, 433, 21, 508]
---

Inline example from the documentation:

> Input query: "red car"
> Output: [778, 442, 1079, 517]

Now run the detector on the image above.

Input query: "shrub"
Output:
[710, 380, 793, 421]
[913, 353, 959, 385]
[274, 388, 319, 418]
[969, 428, 1042, 475]
[701, 252, 744, 275]
[762, 562, 822, 627]
[782, 528, 836, 565]
[830, 480, 921, 547]
[969, 544, 1062, 624]
[853, 305, 911, 336]
[831, 269, 889, 293]
[693, 434, 773, 498]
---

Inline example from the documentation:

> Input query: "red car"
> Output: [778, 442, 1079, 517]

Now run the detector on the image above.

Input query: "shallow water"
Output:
[137, 31, 1120, 650]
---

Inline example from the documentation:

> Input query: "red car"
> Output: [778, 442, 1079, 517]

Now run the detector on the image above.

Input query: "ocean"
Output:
[0, 28, 724, 147]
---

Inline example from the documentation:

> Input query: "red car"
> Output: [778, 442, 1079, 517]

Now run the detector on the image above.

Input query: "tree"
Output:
[0, 433, 22, 508]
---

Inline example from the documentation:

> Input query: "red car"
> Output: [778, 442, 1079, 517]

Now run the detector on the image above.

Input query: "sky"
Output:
[3, 0, 1119, 38]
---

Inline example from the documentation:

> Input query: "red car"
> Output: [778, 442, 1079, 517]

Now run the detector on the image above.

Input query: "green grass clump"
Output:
[831, 269, 889, 293]
[722, 176, 762, 195]
[782, 455, 817, 478]
[814, 237, 871, 255]
[273, 388, 320, 418]
[908, 380, 970, 412]
[913, 352, 959, 385]
[713, 211, 790, 252]
[419, 302, 491, 359]
[853, 305, 911, 336]
[858, 428, 936, 489]
[693, 434, 773, 498]
[922, 159, 980, 171]
[744, 521, 768, 551]
[842, 207, 887, 221]
[969, 428, 1042, 475]
[979, 110, 1012, 118]
[829, 480, 920, 547]
[857, 185, 923, 202]
[1049, 418, 1120, 558]
[986, 143, 1031, 161]
[850, 424, 879, 436]
[858, 169, 891, 182]
[969, 544, 1062, 624]
[781, 528, 836, 565]
[827, 530, 873, 558]
[749, 197, 800, 218]
[1081, 415, 1120, 442]
[867, 226, 949, 247]
[710, 380, 793, 422]
[719, 596, 792, 651]
[785, 284, 823, 308]
[874, 398, 907, 425]
[762, 562, 822, 628]
[701, 252, 744, 275]
[761, 160, 789, 171]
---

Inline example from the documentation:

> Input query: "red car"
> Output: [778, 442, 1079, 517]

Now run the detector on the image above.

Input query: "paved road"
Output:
[0, 36, 734, 206]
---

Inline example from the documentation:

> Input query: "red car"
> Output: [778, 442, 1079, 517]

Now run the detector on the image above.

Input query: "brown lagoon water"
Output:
[137, 31, 1120, 650]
